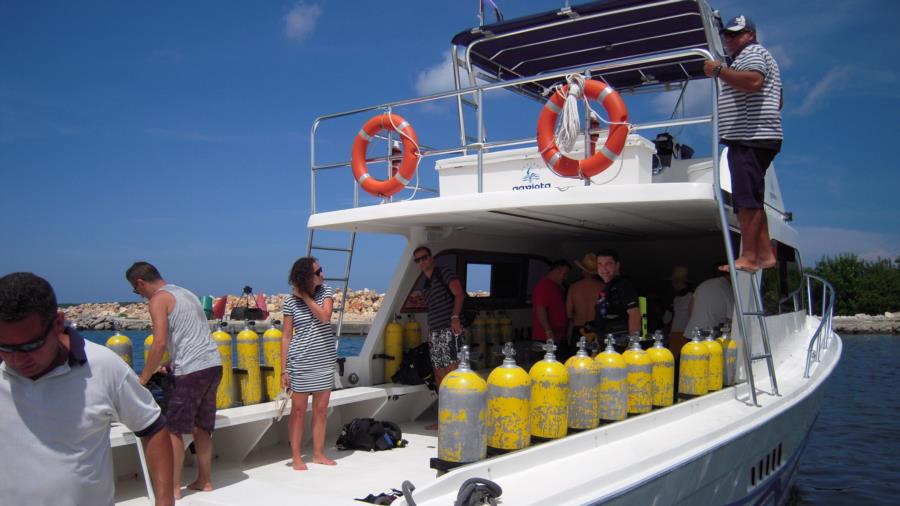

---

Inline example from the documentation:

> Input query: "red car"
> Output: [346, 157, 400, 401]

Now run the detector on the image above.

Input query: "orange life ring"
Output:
[351, 113, 419, 197]
[536, 80, 629, 178]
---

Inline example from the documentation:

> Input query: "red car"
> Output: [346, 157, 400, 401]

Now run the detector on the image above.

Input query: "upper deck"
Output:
[307, 0, 791, 242]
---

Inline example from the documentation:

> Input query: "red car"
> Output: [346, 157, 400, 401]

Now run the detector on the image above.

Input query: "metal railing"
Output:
[803, 273, 836, 378]
[308, 47, 716, 213]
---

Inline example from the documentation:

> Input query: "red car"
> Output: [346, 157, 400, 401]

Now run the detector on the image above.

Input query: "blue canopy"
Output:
[452, 0, 721, 97]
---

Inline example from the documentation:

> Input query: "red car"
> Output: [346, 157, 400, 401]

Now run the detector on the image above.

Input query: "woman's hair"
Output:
[288, 257, 319, 297]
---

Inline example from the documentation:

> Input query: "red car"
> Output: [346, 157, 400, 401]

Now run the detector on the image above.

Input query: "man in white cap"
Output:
[704, 15, 783, 273]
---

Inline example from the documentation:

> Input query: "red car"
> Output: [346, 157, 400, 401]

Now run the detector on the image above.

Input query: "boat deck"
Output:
[115, 418, 441, 506]
[113, 313, 841, 506]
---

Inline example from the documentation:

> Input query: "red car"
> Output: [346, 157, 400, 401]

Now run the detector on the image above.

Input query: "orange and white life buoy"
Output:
[536, 79, 629, 178]
[351, 113, 419, 197]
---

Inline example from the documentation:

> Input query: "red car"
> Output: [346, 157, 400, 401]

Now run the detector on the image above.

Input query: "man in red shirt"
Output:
[532, 260, 571, 359]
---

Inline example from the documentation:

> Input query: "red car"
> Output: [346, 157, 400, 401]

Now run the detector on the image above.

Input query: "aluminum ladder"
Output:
[732, 270, 780, 406]
[306, 229, 356, 338]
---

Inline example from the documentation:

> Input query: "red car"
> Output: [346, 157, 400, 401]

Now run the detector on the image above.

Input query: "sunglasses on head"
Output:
[413, 254, 431, 263]
[0, 317, 54, 354]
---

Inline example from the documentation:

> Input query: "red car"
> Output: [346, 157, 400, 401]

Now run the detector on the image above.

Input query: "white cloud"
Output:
[767, 44, 792, 70]
[795, 226, 900, 264]
[791, 65, 852, 116]
[284, 3, 322, 42]
[415, 51, 457, 96]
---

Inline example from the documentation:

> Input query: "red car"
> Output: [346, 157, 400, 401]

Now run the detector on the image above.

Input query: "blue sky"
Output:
[2, 0, 898, 303]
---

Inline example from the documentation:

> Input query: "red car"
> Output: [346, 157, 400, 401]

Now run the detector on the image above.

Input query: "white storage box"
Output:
[434, 134, 656, 196]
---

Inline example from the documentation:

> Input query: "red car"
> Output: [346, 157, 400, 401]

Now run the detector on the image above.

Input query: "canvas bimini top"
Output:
[451, 0, 724, 99]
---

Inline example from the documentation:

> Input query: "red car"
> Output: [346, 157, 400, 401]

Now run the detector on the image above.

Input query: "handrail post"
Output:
[476, 87, 485, 193]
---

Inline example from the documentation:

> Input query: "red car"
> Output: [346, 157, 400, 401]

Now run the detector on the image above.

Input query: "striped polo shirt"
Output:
[424, 267, 457, 332]
[718, 43, 783, 141]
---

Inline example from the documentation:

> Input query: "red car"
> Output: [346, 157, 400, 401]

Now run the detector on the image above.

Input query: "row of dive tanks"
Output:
[104, 322, 285, 410]
[384, 312, 516, 382]
[438, 327, 738, 464]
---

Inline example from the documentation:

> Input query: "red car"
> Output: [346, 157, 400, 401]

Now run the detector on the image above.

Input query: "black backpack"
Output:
[336, 418, 407, 451]
[391, 343, 436, 391]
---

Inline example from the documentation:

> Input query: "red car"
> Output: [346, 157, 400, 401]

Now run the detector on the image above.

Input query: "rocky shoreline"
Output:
[62, 289, 384, 331]
[832, 313, 900, 334]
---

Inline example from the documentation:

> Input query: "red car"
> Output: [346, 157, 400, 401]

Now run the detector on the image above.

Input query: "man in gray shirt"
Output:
[127, 262, 222, 500]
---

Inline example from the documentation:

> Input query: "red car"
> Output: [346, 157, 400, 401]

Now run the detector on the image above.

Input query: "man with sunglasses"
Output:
[703, 15, 783, 273]
[0, 272, 174, 506]
[412, 247, 464, 400]
[126, 261, 221, 499]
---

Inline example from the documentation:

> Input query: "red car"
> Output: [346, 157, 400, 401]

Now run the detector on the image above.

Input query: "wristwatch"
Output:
[713, 64, 724, 78]
[450, 315, 460, 320]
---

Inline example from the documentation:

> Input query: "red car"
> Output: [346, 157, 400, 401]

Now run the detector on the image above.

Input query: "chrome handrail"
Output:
[308, 47, 716, 213]
[803, 273, 836, 378]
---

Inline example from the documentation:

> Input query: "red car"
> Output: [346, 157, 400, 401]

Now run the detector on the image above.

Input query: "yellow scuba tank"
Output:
[438, 346, 487, 463]
[212, 322, 234, 409]
[678, 328, 709, 400]
[484, 312, 498, 368]
[717, 323, 738, 387]
[647, 330, 675, 408]
[528, 340, 569, 440]
[595, 335, 628, 423]
[105, 327, 133, 367]
[403, 315, 422, 351]
[143, 334, 171, 369]
[236, 322, 262, 406]
[565, 336, 600, 430]
[471, 313, 487, 369]
[384, 315, 404, 383]
[486, 342, 532, 452]
[704, 329, 724, 392]
[262, 322, 283, 402]
[499, 312, 513, 341]
[622, 334, 653, 415]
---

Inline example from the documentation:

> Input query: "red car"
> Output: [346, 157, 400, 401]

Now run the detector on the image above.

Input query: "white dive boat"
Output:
[112, 1, 841, 504]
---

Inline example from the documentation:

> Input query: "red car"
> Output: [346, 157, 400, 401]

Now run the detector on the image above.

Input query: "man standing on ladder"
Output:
[704, 15, 783, 273]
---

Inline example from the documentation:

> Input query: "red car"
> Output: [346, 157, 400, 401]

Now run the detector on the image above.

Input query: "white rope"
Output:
[555, 74, 585, 153]
[385, 112, 423, 201]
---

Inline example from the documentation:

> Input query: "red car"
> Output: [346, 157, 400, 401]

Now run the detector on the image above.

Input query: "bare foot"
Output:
[292, 458, 308, 471]
[187, 480, 213, 492]
[174, 488, 183, 500]
[758, 257, 777, 269]
[312, 455, 337, 466]
[718, 257, 760, 273]
[425, 423, 438, 430]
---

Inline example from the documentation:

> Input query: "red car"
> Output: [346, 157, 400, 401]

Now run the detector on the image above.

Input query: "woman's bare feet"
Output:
[174, 487, 183, 500]
[187, 480, 213, 492]
[292, 458, 308, 471]
[312, 455, 337, 466]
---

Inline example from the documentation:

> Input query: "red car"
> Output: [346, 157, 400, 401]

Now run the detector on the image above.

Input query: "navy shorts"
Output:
[726, 141, 780, 210]
[166, 365, 222, 434]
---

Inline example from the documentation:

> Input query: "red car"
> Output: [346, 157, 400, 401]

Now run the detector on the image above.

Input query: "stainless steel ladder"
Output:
[306, 229, 356, 338]
[733, 270, 780, 406]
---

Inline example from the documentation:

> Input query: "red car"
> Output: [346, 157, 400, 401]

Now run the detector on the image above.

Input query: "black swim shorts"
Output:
[725, 140, 781, 210]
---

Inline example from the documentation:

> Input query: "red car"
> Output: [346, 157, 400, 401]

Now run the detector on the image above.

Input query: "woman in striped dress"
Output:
[281, 257, 337, 470]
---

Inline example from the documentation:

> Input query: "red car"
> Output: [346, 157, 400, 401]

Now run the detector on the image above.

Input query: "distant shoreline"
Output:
[61, 299, 898, 334]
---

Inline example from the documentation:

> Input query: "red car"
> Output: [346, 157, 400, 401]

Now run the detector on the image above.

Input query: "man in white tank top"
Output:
[126, 262, 222, 500]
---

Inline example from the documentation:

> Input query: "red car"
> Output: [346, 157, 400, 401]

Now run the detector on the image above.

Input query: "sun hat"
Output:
[574, 252, 598, 273]
[721, 15, 756, 33]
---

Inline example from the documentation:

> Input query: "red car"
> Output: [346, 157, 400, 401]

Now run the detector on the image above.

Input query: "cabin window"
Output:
[761, 243, 805, 315]
[466, 263, 492, 296]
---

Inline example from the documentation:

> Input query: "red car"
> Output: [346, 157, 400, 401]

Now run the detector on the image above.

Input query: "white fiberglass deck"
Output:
[113, 315, 839, 506]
